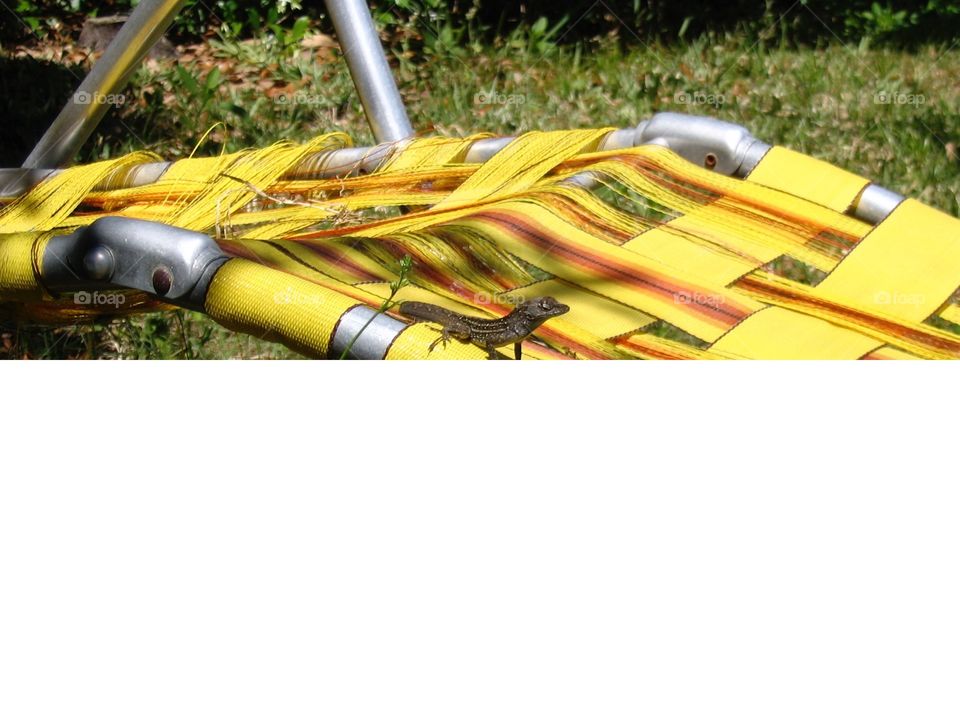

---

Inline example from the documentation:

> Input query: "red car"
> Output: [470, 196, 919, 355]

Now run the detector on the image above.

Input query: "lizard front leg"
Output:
[428, 327, 451, 353]
[428, 325, 471, 353]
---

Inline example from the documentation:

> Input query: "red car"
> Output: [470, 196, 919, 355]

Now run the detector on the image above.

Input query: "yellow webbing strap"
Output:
[0, 232, 48, 301]
[623, 204, 782, 288]
[431, 128, 612, 210]
[158, 136, 345, 232]
[0, 153, 159, 232]
[452, 201, 764, 343]
[710, 307, 882, 360]
[816, 199, 960, 322]
[746, 146, 870, 213]
[733, 270, 960, 359]
[710, 199, 960, 359]
[205, 258, 488, 359]
[204, 258, 358, 358]
[381, 135, 486, 171]
[385, 324, 491, 360]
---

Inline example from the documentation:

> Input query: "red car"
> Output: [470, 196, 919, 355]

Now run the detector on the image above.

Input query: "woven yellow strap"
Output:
[204, 258, 359, 358]
[0, 153, 160, 232]
[5, 128, 960, 360]
[385, 324, 492, 360]
[746, 146, 870, 213]
[711, 307, 882, 360]
[382, 135, 485, 171]
[205, 258, 489, 359]
[0, 232, 48, 301]
[431, 128, 612, 210]
[714, 199, 960, 359]
[623, 204, 782, 287]
[816, 199, 960, 322]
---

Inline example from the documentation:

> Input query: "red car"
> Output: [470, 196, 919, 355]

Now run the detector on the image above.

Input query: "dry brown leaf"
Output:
[300, 33, 336, 49]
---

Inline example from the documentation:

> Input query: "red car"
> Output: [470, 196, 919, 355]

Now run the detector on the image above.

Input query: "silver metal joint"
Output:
[41, 217, 229, 309]
[329, 304, 407, 359]
[81, 244, 115, 280]
[635, 112, 771, 177]
[853, 184, 905, 224]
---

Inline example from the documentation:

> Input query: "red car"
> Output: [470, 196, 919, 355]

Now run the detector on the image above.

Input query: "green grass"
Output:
[3, 29, 959, 358]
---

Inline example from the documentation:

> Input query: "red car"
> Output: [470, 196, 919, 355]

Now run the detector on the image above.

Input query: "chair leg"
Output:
[324, 0, 414, 143]
[21, 0, 187, 169]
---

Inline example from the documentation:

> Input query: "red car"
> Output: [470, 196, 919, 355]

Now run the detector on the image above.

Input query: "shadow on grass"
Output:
[0, 56, 88, 167]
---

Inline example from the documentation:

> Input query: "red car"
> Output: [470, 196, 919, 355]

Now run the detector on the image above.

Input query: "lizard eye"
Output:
[539, 298, 552, 310]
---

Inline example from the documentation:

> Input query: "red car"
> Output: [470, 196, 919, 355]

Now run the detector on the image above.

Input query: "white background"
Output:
[1, 362, 957, 719]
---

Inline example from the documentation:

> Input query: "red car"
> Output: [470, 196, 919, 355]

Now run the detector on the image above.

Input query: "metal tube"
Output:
[21, 0, 187, 169]
[1, 146, 386, 197]
[329, 305, 407, 359]
[854, 184, 904, 224]
[0, 122, 734, 194]
[7, 115, 901, 226]
[324, 0, 414, 143]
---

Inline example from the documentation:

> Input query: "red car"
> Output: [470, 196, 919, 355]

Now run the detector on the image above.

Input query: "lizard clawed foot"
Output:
[428, 328, 452, 353]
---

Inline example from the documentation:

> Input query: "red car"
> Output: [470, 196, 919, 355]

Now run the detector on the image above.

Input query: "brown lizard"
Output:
[398, 296, 570, 359]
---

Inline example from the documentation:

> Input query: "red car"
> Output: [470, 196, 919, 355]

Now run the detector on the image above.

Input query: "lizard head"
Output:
[517, 296, 570, 322]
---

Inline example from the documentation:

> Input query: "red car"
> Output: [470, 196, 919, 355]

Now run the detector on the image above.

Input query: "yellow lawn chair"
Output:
[2, 0, 958, 359]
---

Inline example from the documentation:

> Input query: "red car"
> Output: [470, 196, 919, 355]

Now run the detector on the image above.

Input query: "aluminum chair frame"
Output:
[0, 0, 910, 358]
